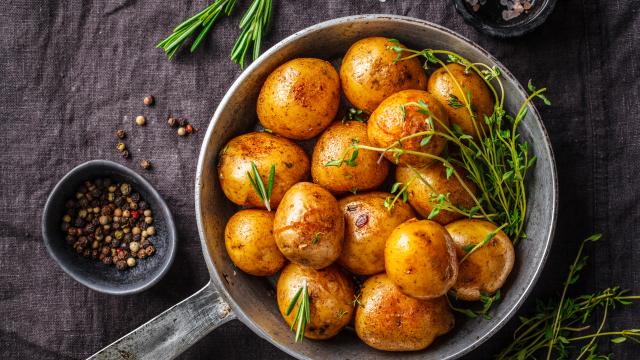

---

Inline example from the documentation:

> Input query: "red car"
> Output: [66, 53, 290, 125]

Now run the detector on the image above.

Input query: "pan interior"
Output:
[195, 15, 556, 360]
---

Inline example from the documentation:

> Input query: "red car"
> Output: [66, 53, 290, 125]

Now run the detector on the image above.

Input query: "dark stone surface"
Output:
[0, 0, 638, 359]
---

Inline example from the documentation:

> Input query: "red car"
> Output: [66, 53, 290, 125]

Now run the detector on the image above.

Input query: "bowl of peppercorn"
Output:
[42, 160, 177, 295]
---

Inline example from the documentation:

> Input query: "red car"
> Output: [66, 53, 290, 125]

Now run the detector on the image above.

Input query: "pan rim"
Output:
[194, 14, 558, 360]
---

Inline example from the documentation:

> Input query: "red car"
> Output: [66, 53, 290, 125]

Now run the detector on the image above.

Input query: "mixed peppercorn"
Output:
[60, 178, 157, 270]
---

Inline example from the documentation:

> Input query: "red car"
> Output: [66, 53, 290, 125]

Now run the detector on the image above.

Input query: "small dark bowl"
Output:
[42, 160, 177, 295]
[453, 0, 557, 38]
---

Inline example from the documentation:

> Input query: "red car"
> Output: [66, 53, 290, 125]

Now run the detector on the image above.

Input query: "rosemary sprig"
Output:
[496, 234, 640, 360]
[246, 161, 275, 211]
[230, 0, 273, 68]
[156, 0, 237, 60]
[285, 280, 311, 343]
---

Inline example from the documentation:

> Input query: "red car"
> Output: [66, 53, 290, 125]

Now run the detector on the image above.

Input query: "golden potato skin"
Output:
[368, 90, 449, 166]
[428, 64, 494, 139]
[224, 210, 285, 276]
[445, 219, 515, 301]
[340, 37, 427, 113]
[311, 121, 390, 194]
[277, 263, 354, 340]
[396, 164, 477, 225]
[355, 274, 454, 351]
[385, 219, 458, 299]
[257, 58, 340, 140]
[273, 182, 344, 269]
[338, 192, 415, 275]
[218, 132, 309, 209]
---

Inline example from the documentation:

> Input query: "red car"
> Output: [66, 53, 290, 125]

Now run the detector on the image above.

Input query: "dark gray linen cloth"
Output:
[1, 0, 638, 359]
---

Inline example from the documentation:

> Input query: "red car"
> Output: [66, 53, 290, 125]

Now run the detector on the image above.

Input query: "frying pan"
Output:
[90, 14, 557, 360]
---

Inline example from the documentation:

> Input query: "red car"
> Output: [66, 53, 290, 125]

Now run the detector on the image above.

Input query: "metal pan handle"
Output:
[88, 281, 236, 360]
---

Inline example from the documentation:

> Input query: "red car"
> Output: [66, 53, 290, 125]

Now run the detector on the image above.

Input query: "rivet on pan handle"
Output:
[88, 281, 236, 360]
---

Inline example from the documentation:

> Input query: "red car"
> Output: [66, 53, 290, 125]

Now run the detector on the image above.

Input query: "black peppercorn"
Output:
[178, 118, 188, 127]
[122, 150, 130, 159]
[65, 200, 76, 209]
[116, 129, 126, 139]
[167, 117, 178, 128]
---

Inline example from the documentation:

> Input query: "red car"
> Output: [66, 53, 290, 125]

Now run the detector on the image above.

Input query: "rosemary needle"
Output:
[246, 161, 275, 211]
[230, 0, 273, 68]
[156, 0, 237, 60]
[285, 280, 310, 342]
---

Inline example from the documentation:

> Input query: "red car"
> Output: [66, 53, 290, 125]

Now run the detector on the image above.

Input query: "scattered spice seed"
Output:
[177, 127, 186, 136]
[122, 150, 130, 159]
[185, 124, 194, 134]
[116, 142, 126, 152]
[167, 117, 178, 128]
[143, 95, 155, 106]
[355, 214, 369, 228]
[178, 118, 188, 127]
[60, 178, 157, 270]
[135, 115, 146, 126]
[116, 129, 126, 139]
[140, 159, 152, 170]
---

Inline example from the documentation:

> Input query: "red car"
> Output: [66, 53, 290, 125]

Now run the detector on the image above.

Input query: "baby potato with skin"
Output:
[257, 58, 340, 140]
[224, 210, 285, 276]
[340, 37, 428, 113]
[338, 192, 415, 275]
[273, 182, 344, 269]
[355, 274, 454, 351]
[385, 219, 458, 299]
[428, 63, 494, 139]
[312, 121, 390, 194]
[217, 132, 309, 209]
[277, 263, 354, 340]
[445, 219, 515, 301]
[368, 89, 449, 167]
[396, 164, 478, 225]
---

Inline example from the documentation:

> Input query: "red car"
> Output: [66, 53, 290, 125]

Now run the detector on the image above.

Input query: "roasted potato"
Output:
[277, 263, 354, 340]
[395, 163, 477, 224]
[218, 132, 309, 209]
[257, 58, 340, 140]
[338, 192, 415, 275]
[445, 219, 515, 301]
[428, 63, 494, 139]
[311, 121, 390, 194]
[355, 274, 454, 351]
[385, 219, 458, 299]
[340, 37, 427, 113]
[368, 90, 449, 166]
[224, 210, 285, 276]
[273, 182, 344, 269]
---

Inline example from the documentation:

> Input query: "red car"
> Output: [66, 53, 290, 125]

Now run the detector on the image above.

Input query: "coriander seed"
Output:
[135, 115, 146, 126]
[143, 95, 154, 106]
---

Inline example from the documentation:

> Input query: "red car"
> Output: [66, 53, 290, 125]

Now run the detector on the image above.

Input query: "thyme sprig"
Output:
[497, 234, 640, 360]
[285, 280, 311, 343]
[384, 180, 413, 211]
[246, 161, 275, 211]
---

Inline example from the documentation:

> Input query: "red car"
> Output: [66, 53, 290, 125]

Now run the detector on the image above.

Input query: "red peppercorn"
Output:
[131, 210, 140, 219]
[185, 124, 193, 134]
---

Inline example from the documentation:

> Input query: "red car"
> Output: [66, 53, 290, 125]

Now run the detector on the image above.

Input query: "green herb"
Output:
[311, 233, 321, 245]
[448, 94, 464, 109]
[230, 0, 273, 68]
[384, 180, 413, 211]
[459, 224, 507, 264]
[336, 309, 348, 319]
[324, 139, 359, 167]
[352, 292, 362, 308]
[157, 0, 272, 67]
[344, 107, 368, 123]
[496, 234, 640, 360]
[448, 290, 502, 320]
[349, 188, 358, 195]
[156, 0, 237, 60]
[285, 280, 311, 343]
[246, 161, 275, 211]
